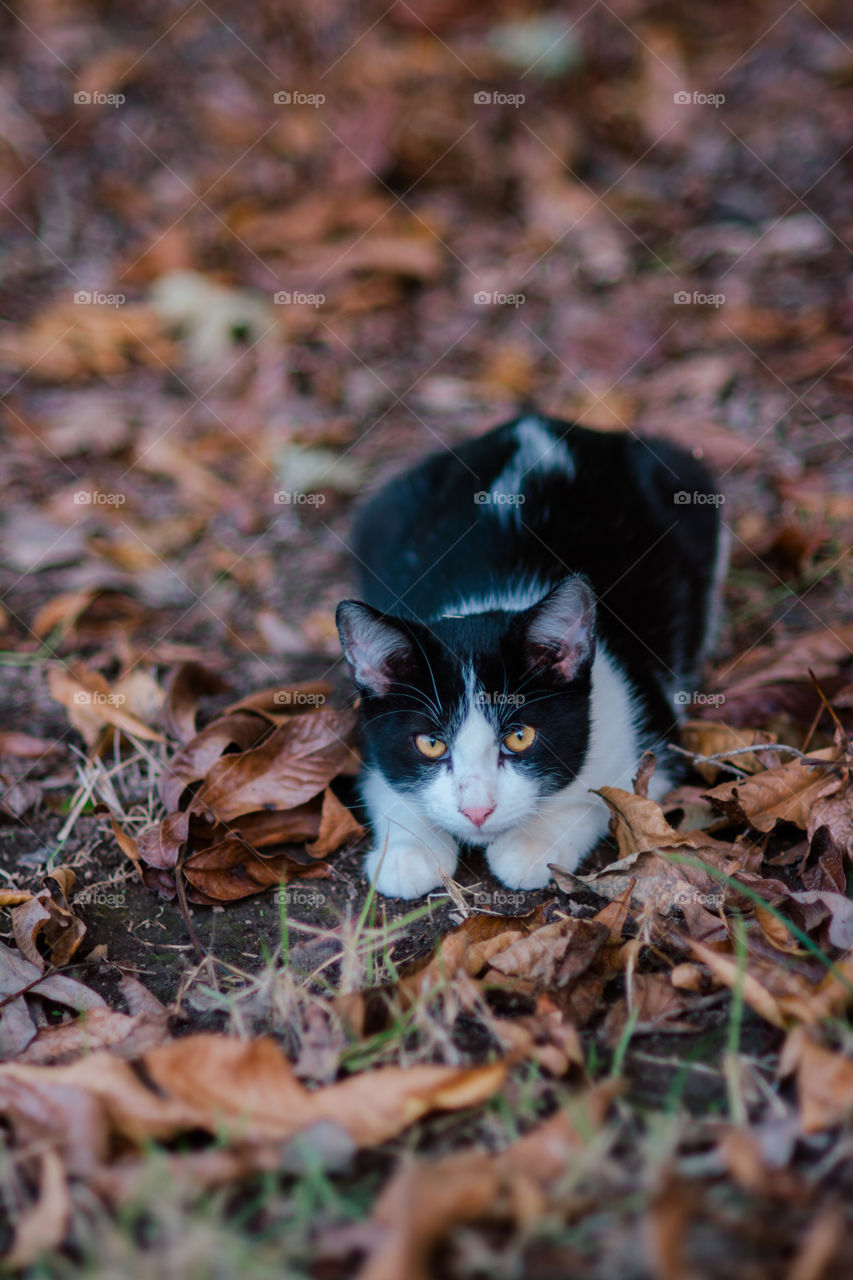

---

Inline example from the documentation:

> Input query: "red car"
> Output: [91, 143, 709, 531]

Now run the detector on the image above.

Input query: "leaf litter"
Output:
[0, 0, 853, 1274]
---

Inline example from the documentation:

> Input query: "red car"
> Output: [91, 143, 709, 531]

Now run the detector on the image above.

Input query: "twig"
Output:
[669, 742, 835, 769]
[175, 844, 209, 962]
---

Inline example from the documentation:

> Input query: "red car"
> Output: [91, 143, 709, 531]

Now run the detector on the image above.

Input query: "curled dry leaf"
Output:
[593, 786, 699, 857]
[704, 746, 845, 832]
[487, 917, 610, 989]
[163, 662, 232, 744]
[399, 912, 543, 1005]
[159, 712, 273, 811]
[357, 1084, 617, 1280]
[181, 837, 329, 904]
[780, 1026, 853, 1133]
[0, 1033, 506, 1174]
[11, 868, 86, 969]
[4, 1149, 70, 1269]
[0, 940, 106, 1061]
[48, 664, 163, 748]
[194, 705, 357, 820]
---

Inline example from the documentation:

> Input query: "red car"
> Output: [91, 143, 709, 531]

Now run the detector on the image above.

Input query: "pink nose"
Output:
[460, 804, 495, 829]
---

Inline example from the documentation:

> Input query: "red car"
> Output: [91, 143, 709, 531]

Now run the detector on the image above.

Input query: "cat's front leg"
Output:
[486, 798, 608, 890]
[362, 767, 458, 899]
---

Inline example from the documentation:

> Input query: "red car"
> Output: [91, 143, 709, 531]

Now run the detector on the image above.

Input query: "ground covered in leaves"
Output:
[1, 0, 853, 1276]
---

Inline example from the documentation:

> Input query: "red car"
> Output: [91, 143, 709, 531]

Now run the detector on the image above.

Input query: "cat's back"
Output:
[350, 414, 719, 618]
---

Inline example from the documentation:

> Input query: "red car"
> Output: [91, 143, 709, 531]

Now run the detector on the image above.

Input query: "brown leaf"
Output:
[594, 787, 699, 857]
[685, 936, 787, 1028]
[357, 1085, 616, 1280]
[142, 1035, 506, 1146]
[780, 1027, 853, 1133]
[680, 720, 780, 783]
[305, 787, 365, 857]
[11, 872, 86, 969]
[31, 588, 100, 639]
[488, 918, 609, 988]
[704, 747, 844, 832]
[399, 913, 539, 1005]
[4, 1150, 70, 1268]
[48, 664, 163, 747]
[137, 811, 190, 870]
[0, 301, 174, 382]
[715, 625, 853, 696]
[19, 1003, 170, 1065]
[195, 706, 357, 821]
[181, 837, 317, 902]
[807, 792, 853, 857]
[160, 712, 271, 812]
[163, 662, 231, 744]
[110, 816, 143, 876]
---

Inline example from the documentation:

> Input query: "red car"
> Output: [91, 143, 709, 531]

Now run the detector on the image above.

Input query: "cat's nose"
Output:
[460, 804, 495, 829]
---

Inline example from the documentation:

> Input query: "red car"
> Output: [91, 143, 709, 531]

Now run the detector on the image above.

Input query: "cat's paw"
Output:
[485, 833, 556, 890]
[365, 842, 457, 899]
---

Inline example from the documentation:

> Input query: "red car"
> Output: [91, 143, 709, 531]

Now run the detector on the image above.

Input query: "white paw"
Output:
[486, 833, 554, 890]
[365, 842, 457, 900]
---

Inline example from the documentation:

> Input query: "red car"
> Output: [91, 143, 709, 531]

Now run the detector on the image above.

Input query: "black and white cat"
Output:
[336, 415, 727, 899]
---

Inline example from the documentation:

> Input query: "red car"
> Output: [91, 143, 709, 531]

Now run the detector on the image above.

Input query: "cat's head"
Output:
[336, 577, 596, 844]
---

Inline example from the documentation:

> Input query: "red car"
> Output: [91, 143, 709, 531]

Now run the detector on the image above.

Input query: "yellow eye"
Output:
[503, 725, 536, 753]
[415, 733, 448, 759]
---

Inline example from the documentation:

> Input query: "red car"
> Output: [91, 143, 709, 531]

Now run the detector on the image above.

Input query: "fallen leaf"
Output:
[4, 1149, 70, 1268]
[705, 747, 844, 832]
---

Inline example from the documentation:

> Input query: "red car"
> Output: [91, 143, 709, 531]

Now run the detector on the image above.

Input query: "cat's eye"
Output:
[415, 733, 448, 759]
[503, 725, 536, 753]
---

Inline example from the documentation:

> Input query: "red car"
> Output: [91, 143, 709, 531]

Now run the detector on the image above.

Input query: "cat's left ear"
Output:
[522, 576, 596, 681]
[336, 601, 415, 697]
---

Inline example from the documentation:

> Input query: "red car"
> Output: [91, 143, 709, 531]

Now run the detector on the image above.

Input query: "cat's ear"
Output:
[336, 601, 415, 697]
[522, 577, 596, 681]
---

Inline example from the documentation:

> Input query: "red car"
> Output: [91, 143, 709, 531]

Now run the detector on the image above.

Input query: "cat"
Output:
[336, 414, 728, 900]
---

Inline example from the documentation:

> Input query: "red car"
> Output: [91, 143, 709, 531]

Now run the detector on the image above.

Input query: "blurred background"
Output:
[0, 0, 851, 709]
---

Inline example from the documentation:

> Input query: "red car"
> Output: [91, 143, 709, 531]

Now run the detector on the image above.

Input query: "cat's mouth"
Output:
[449, 812, 513, 844]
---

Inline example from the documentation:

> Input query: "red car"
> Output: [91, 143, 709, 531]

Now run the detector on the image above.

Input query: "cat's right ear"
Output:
[335, 601, 415, 697]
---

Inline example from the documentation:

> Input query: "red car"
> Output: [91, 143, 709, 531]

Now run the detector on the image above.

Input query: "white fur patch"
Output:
[441, 578, 550, 618]
[486, 417, 574, 526]
[361, 768, 458, 899]
[486, 646, 673, 887]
